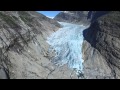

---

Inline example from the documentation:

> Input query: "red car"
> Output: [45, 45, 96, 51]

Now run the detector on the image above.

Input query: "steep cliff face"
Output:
[88, 11, 110, 23]
[82, 11, 120, 79]
[54, 11, 90, 25]
[0, 11, 78, 79]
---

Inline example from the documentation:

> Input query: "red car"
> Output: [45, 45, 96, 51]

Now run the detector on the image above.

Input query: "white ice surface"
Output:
[46, 22, 87, 74]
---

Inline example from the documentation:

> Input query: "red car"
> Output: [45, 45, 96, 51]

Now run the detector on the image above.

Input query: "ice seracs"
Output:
[47, 22, 87, 74]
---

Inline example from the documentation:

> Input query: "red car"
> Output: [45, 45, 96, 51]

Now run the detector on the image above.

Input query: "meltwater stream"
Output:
[47, 22, 87, 74]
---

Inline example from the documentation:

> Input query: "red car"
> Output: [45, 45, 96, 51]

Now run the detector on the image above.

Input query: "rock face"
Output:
[54, 11, 90, 25]
[82, 11, 120, 79]
[54, 11, 110, 26]
[1, 11, 119, 79]
[0, 11, 78, 79]
[87, 11, 110, 23]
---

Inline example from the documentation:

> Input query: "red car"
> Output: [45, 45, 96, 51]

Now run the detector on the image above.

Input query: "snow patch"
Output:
[46, 16, 54, 19]
[61, 11, 74, 15]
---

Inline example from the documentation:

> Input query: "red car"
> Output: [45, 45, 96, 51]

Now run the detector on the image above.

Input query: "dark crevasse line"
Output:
[46, 22, 88, 74]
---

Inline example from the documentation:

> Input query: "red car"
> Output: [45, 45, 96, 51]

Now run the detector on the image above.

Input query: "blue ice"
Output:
[46, 22, 87, 74]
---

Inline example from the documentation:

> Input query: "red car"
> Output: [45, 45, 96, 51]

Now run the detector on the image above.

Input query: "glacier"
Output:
[46, 22, 87, 74]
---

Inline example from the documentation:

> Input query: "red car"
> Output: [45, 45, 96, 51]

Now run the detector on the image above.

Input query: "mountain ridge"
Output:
[1, 11, 120, 79]
[54, 11, 90, 25]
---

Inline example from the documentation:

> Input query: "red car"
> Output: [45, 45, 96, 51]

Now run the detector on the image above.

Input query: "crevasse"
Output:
[46, 22, 87, 74]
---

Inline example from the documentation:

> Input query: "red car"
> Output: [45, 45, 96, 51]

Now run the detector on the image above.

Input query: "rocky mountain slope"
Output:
[82, 11, 120, 79]
[54, 11, 120, 79]
[54, 11, 90, 25]
[1, 11, 120, 79]
[87, 11, 110, 23]
[0, 11, 78, 79]
[54, 11, 109, 26]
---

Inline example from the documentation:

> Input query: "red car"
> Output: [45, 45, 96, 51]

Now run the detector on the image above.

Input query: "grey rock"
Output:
[83, 11, 120, 79]
[54, 11, 109, 26]
[88, 11, 110, 23]
[0, 11, 77, 79]
[0, 68, 9, 79]
[54, 11, 90, 25]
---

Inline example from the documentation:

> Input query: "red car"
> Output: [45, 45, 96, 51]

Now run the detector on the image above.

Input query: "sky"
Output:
[37, 11, 61, 19]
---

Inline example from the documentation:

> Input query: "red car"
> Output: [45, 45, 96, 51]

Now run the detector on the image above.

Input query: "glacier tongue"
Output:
[46, 22, 87, 74]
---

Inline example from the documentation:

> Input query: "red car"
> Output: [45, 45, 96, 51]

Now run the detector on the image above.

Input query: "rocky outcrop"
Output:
[87, 11, 110, 23]
[54, 11, 109, 26]
[0, 11, 78, 79]
[82, 11, 120, 79]
[54, 11, 90, 25]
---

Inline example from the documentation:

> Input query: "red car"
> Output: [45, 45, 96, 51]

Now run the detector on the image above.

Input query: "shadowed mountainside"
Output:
[82, 11, 120, 79]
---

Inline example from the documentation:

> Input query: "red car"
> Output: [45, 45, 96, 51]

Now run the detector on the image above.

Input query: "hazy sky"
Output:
[37, 11, 61, 18]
